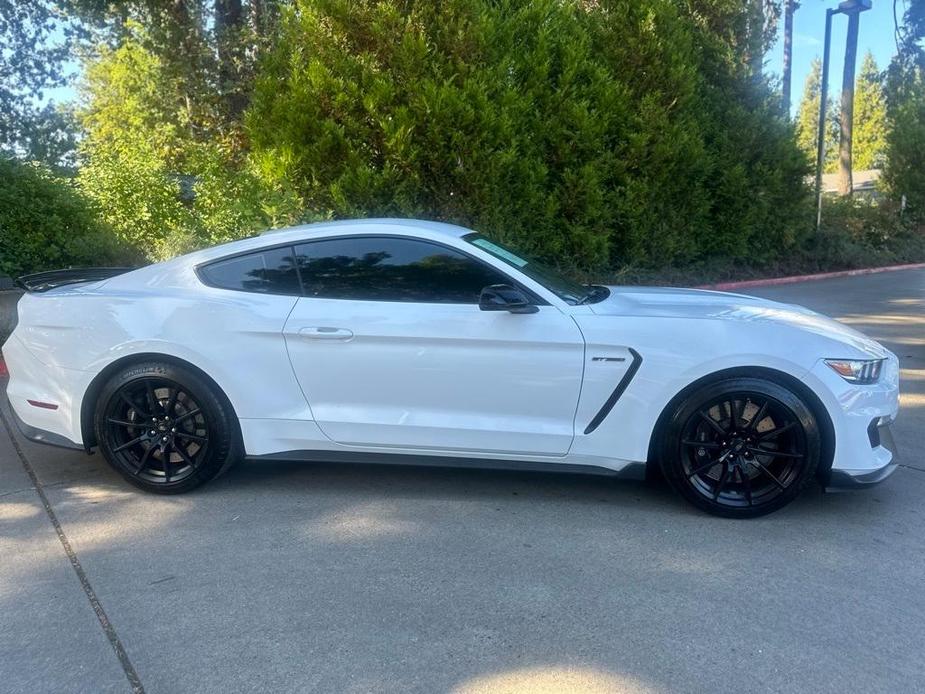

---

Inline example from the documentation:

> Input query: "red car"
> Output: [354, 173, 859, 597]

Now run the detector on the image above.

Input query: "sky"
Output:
[43, 0, 901, 112]
[767, 0, 901, 116]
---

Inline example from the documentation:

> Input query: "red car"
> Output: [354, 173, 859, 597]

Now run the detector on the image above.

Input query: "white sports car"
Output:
[3, 219, 900, 517]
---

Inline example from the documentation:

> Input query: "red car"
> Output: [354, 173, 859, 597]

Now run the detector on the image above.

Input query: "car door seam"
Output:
[566, 315, 590, 454]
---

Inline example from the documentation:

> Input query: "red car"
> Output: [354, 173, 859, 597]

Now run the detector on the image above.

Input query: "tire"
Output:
[94, 360, 242, 494]
[658, 377, 820, 518]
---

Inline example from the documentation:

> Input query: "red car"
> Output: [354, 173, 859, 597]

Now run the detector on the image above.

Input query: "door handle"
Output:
[298, 327, 354, 340]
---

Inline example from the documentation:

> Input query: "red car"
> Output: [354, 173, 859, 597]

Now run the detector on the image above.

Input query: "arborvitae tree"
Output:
[794, 57, 840, 173]
[247, 0, 809, 270]
[853, 52, 888, 170]
[883, 0, 925, 217]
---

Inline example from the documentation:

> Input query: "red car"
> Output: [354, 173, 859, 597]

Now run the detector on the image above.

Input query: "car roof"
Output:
[99, 219, 484, 292]
[175, 218, 476, 266]
[260, 218, 473, 239]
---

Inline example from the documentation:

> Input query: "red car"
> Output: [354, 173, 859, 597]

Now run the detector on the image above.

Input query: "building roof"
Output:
[821, 169, 881, 194]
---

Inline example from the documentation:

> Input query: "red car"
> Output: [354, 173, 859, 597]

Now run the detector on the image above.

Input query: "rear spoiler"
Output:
[16, 267, 135, 293]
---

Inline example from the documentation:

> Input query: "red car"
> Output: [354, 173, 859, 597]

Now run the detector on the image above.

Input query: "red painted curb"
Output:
[699, 262, 925, 291]
[0, 358, 7, 378]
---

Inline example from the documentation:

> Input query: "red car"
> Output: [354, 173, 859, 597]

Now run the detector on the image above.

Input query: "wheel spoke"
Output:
[747, 446, 803, 459]
[134, 443, 154, 476]
[756, 421, 796, 441]
[739, 459, 754, 505]
[688, 458, 722, 477]
[681, 440, 722, 449]
[165, 388, 178, 417]
[108, 417, 140, 428]
[174, 444, 196, 468]
[113, 434, 146, 453]
[712, 463, 731, 500]
[698, 410, 727, 436]
[119, 392, 149, 418]
[749, 460, 786, 490]
[732, 398, 744, 429]
[163, 444, 171, 482]
[174, 408, 201, 424]
[145, 380, 159, 415]
[175, 431, 208, 443]
[746, 400, 769, 432]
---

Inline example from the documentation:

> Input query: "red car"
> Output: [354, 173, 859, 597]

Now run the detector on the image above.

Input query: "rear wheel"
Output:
[94, 361, 240, 494]
[659, 377, 820, 518]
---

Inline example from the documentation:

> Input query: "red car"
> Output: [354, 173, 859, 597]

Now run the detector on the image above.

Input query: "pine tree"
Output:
[794, 57, 840, 172]
[852, 52, 888, 170]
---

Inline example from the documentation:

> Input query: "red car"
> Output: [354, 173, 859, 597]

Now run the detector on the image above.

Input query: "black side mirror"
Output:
[479, 284, 539, 314]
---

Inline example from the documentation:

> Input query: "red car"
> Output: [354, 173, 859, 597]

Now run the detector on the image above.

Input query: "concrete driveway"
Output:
[2, 269, 923, 694]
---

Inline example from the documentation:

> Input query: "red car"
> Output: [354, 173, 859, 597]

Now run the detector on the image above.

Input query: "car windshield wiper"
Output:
[577, 285, 610, 305]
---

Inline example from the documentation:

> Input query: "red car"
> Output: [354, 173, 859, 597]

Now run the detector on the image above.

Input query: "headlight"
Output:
[824, 358, 884, 384]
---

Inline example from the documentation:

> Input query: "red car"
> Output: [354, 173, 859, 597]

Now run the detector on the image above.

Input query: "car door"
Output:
[282, 234, 585, 456]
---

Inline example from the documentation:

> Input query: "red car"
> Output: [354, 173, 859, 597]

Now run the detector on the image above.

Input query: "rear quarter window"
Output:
[199, 247, 301, 296]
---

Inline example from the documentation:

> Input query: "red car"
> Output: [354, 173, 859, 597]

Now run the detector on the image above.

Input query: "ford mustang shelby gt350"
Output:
[2, 219, 899, 517]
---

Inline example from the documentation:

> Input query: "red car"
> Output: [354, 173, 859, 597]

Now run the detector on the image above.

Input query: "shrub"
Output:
[809, 196, 925, 268]
[246, 0, 811, 272]
[0, 157, 129, 277]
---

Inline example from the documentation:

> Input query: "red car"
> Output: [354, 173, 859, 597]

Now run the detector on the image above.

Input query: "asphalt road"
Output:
[1, 269, 923, 694]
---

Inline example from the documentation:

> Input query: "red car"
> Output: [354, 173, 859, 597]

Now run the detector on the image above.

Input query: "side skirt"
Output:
[246, 449, 647, 480]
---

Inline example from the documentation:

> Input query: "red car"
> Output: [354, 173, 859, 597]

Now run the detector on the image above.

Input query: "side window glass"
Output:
[200, 246, 301, 295]
[294, 237, 509, 303]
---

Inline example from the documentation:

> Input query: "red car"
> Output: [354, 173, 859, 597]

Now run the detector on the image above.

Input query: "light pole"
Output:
[782, 0, 799, 116]
[815, 0, 873, 230]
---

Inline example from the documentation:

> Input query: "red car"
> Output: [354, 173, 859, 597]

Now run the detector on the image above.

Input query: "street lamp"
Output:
[815, 0, 873, 230]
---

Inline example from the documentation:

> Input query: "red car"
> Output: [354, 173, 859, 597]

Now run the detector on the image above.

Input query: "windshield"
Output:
[463, 233, 598, 305]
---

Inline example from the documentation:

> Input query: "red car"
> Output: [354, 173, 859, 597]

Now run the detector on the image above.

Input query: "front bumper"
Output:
[826, 419, 899, 490]
[805, 355, 900, 491]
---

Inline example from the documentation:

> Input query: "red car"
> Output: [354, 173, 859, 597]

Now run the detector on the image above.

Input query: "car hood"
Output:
[589, 286, 890, 358]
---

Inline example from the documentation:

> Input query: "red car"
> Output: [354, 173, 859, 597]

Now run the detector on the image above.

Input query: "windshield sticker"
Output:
[471, 238, 529, 267]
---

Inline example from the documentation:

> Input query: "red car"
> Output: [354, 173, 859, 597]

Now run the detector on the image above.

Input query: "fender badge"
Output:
[591, 356, 626, 362]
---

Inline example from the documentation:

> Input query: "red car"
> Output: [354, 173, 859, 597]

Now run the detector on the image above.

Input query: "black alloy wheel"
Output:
[95, 361, 240, 493]
[660, 377, 820, 518]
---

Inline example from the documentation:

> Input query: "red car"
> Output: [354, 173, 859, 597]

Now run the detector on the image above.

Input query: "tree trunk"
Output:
[838, 11, 860, 196]
[748, 0, 765, 80]
[215, 0, 245, 119]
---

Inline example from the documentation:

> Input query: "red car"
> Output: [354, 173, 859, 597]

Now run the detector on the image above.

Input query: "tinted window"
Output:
[464, 233, 591, 304]
[294, 237, 509, 303]
[200, 246, 301, 295]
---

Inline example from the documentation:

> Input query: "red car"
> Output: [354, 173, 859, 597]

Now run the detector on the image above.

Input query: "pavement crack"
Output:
[0, 485, 38, 498]
[899, 463, 925, 474]
[0, 406, 145, 694]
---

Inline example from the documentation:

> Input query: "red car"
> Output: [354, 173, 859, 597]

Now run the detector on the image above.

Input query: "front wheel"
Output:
[94, 361, 241, 494]
[659, 377, 820, 518]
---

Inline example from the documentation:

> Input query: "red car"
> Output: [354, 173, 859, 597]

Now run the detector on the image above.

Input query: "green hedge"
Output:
[0, 157, 128, 277]
[247, 0, 811, 272]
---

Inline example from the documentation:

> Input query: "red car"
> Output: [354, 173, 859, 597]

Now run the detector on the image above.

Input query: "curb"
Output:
[699, 262, 925, 291]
